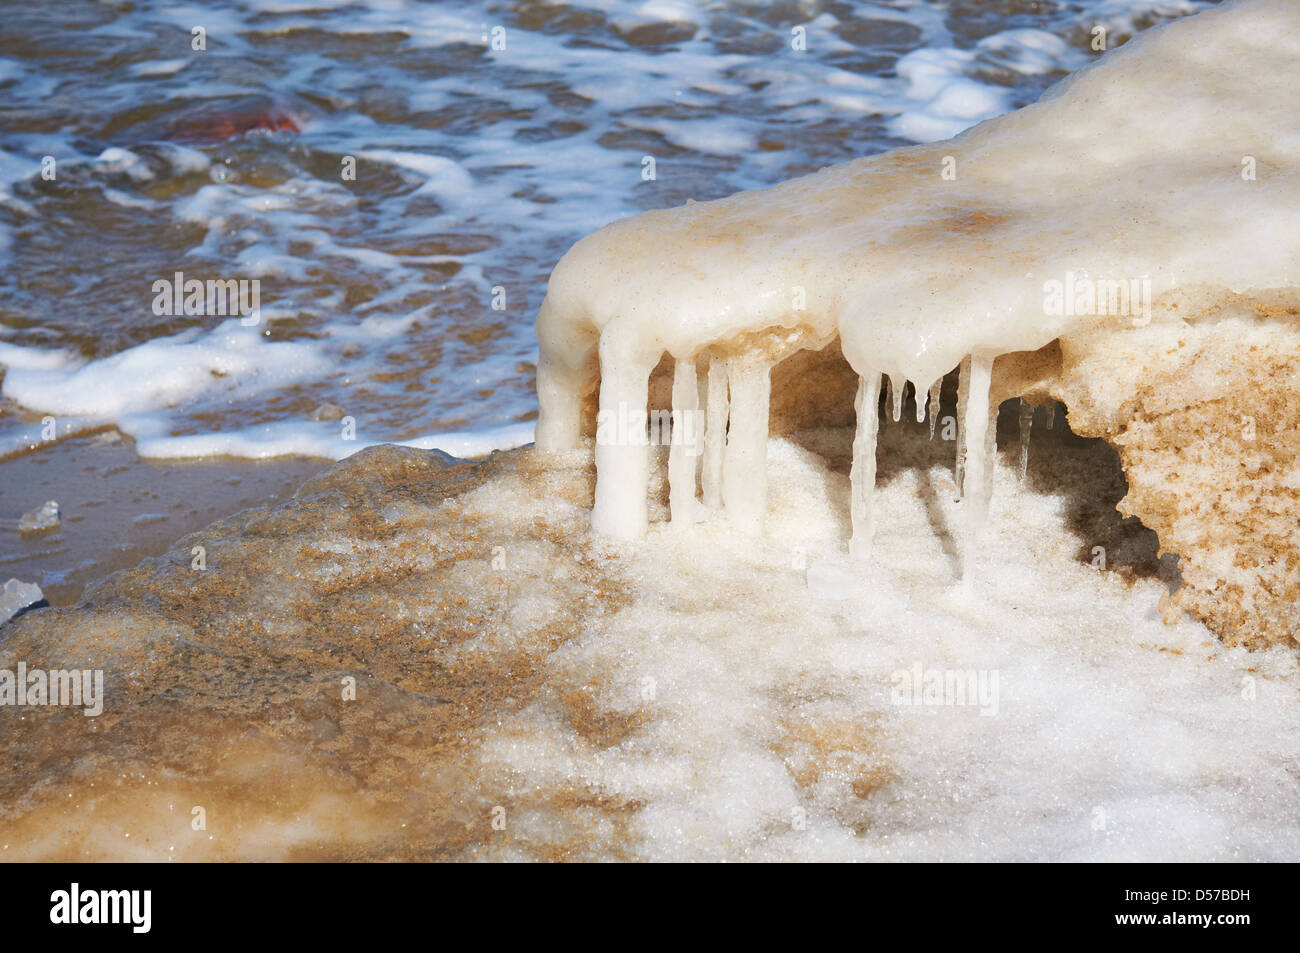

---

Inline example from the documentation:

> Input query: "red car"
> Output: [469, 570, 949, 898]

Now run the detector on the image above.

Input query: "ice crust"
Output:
[535, 0, 1300, 568]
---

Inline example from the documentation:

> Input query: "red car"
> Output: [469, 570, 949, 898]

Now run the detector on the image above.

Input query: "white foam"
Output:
[0, 341, 76, 372]
[357, 150, 476, 209]
[0, 148, 37, 215]
[131, 418, 534, 461]
[127, 59, 189, 77]
[621, 118, 760, 155]
[890, 47, 1011, 142]
[1, 319, 328, 418]
[93, 147, 154, 181]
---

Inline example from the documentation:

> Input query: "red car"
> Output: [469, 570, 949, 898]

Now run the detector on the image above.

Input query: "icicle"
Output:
[954, 356, 971, 498]
[1045, 402, 1056, 430]
[960, 352, 995, 580]
[884, 375, 895, 422]
[888, 374, 904, 422]
[915, 380, 926, 424]
[591, 331, 652, 539]
[669, 358, 700, 527]
[702, 355, 728, 509]
[849, 371, 882, 559]
[534, 299, 592, 452]
[721, 358, 771, 535]
[1018, 398, 1034, 480]
[927, 379, 942, 439]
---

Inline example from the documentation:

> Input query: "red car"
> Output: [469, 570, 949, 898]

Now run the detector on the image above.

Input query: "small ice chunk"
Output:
[18, 500, 60, 533]
[0, 578, 44, 626]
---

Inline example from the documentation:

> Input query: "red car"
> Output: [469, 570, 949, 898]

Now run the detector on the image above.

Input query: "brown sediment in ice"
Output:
[966, 284, 1300, 649]
[1044, 291, 1300, 649]
[0, 446, 617, 860]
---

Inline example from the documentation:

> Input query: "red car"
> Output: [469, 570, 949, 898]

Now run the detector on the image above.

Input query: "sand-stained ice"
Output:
[534, 0, 1300, 596]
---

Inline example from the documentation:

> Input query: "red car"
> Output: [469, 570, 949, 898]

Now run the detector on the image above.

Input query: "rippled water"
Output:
[0, 0, 1212, 460]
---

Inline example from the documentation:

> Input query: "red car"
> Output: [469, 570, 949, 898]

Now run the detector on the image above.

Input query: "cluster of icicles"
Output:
[538, 345, 1053, 576]
[527, 0, 1300, 575]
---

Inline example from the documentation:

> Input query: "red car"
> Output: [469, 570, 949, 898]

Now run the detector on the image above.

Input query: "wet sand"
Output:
[0, 431, 330, 605]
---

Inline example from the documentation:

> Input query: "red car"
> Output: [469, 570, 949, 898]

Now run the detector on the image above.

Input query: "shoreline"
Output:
[0, 430, 331, 605]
